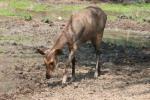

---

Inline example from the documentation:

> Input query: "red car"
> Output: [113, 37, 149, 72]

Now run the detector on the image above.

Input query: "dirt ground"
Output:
[0, 15, 150, 100]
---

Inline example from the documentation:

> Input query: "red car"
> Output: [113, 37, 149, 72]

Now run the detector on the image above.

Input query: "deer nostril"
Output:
[46, 74, 51, 79]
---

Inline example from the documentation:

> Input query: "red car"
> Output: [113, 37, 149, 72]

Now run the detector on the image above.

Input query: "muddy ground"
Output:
[0, 16, 150, 100]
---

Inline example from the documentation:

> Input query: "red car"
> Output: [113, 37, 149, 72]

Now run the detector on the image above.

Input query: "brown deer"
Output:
[37, 6, 107, 86]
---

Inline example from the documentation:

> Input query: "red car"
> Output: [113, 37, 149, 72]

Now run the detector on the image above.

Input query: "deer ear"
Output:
[37, 48, 50, 55]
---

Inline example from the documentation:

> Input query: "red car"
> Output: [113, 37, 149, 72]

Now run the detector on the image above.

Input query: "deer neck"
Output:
[50, 32, 67, 54]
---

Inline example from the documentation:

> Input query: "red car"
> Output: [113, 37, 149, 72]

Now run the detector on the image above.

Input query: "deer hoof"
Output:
[94, 72, 100, 78]
[61, 83, 67, 88]
[69, 77, 76, 83]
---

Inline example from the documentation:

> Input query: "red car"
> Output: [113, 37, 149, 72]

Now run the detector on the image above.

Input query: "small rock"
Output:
[49, 21, 54, 26]
[18, 71, 23, 74]
[11, 42, 17, 46]
[143, 18, 150, 23]
[118, 15, 128, 19]
[58, 16, 62, 20]
[33, 24, 39, 27]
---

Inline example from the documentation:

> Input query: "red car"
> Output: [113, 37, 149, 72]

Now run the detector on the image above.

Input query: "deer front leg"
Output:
[71, 57, 76, 82]
[68, 44, 76, 82]
[62, 44, 77, 86]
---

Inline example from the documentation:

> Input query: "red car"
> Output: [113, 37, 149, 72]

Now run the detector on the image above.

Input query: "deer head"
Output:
[37, 48, 62, 79]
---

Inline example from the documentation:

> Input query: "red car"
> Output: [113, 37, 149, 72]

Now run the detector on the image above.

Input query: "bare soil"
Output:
[0, 16, 150, 100]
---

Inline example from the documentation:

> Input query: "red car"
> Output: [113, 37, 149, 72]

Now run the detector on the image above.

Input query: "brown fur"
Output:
[37, 6, 107, 85]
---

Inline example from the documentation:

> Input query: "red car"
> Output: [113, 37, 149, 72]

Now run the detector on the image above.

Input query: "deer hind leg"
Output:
[62, 44, 77, 86]
[92, 33, 103, 78]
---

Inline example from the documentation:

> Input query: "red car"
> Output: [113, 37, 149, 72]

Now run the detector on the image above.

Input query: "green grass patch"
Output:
[100, 3, 150, 21]
[0, 0, 7, 1]
[0, 0, 150, 21]
[0, 9, 32, 20]
[61, 5, 84, 11]
[0, 47, 5, 53]
[33, 4, 48, 12]
[9, 0, 48, 12]
[100, 3, 150, 13]
[0, 34, 32, 44]
[9, 0, 32, 10]
[0, 9, 15, 16]
[103, 29, 150, 48]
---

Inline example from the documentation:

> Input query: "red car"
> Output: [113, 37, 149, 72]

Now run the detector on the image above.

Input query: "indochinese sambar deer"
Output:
[37, 6, 107, 86]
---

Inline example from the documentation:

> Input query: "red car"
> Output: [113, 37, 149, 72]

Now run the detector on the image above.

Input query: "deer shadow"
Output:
[47, 41, 149, 87]
[62, 42, 150, 81]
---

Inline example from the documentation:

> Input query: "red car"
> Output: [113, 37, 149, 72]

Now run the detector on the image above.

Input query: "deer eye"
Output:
[50, 62, 54, 66]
